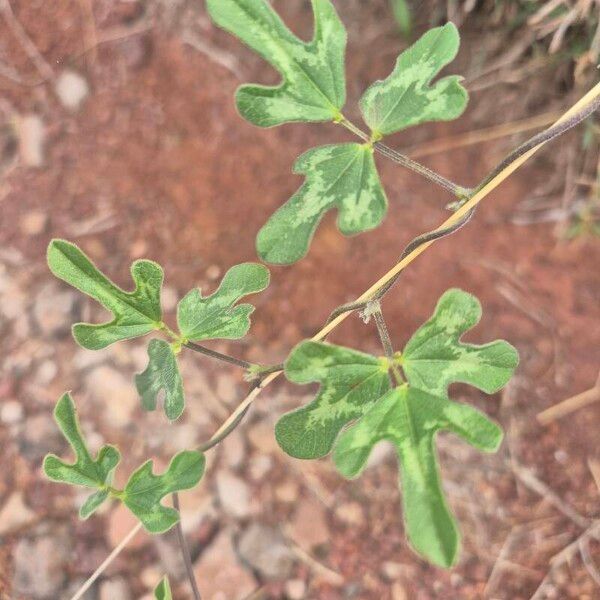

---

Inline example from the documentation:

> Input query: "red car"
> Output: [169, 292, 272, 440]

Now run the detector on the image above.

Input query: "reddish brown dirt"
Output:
[1, 1, 599, 599]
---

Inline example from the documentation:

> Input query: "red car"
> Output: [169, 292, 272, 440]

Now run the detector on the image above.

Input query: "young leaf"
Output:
[401, 289, 520, 397]
[334, 385, 502, 567]
[177, 263, 269, 342]
[360, 23, 468, 137]
[390, 0, 412, 38]
[121, 450, 205, 533]
[275, 341, 391, 459]
[206, 0, 347, 127]
[154, 576, 172, 600]
[43, 393, 121, 519]
[47, 239, 163, 350]
[136, 339, 185, 421]
[257, 144, 387, 264]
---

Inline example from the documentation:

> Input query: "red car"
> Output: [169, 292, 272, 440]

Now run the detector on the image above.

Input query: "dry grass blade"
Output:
[537, 385, 600, 425]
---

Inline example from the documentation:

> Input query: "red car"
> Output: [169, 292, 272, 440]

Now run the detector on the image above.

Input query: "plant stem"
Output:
[338, 117, 468, 197]
[371, 304, 404, 386]
[172, 492, 202, 600]
[184, 341, 252, 370]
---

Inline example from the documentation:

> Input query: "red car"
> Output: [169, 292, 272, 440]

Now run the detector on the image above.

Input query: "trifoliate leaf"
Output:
[360, 23, 468, 137]
[121, 450, 205, 533]
[275, 341, 391, 459]
[206, 0, 347, 127]
[177, 263, 269, 342]
[136, 339, 185, 421]
[154, 576, 172, 600]
[401, 289, 519, 397]
[47, 239, 163, 350]
[43, 393, 121, 519]
[257, 143, 387, 264]
[334, 385, 503, 567]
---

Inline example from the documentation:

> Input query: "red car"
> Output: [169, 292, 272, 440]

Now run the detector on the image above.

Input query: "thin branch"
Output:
[173, 492, 202, 600]
[338, 117, 468, 197]
[184, 341, 252, 370]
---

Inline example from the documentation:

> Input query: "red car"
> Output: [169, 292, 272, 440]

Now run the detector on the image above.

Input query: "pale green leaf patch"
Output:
[360, 23, 468, 137]
[257, 143, 388, 264]
[121, 450, 205, 533]
[278, 289, 518, 567]
[136, 339, 185, 421]
[177, 263, 270, 342]
[334, 385, 502, 567]
[275, 341, 391, 459]
[47, 239, 163, 350]
[43, 393, 121, 519]
[154, 577, 172, 600]
[206, 0, 347, 127]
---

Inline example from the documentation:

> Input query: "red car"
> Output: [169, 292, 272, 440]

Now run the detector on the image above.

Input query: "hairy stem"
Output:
[184, 341, 252, 370]
[338, 117, 468, 197]
[173, 492, 202, 600]
[371, 305, 404, 385]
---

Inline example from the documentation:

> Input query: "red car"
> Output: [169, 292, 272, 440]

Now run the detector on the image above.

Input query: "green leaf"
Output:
[257, 143, 387, 264]
[136, 339, 185, 421]
[121, 450, 205, 533]
[47, 239, 163, 350]
[360, 23, 468, 137]
[43, 393, 121, 519]
[275, 341, 391, 459]
[206, 0, 347, 127]
[390, 0, 412, 38]
[154, 576, 172, 600]
[334, 385, 502, 567]
[402, 289, 520, 397]
[177, 263, 270, 342]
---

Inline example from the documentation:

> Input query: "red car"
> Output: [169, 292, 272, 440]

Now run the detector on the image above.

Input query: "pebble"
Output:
[193, 530, 255, 599]
[17, 114, 45, 167]
[32, 282, 77, 338]
[19, 413, 63, 462]
[99, 577, 132, 600]
[334, 501, 365, 527]
[275, 480, 299, 503]
[13, 535, 69, 598]
[288, 496, 329, 549]
[1, 399, 24, 424]
[215, 471, 252, 518]
[19, 210, 48, 236]
[237, 523, 294, 580]
[249, 455, 272, 481]
[0, 492, 35, 535]
[86, 365, 139, 428]
[284, 579, 307, 600]
[221, 432, 246, 469]
[55, 70, 90, 110]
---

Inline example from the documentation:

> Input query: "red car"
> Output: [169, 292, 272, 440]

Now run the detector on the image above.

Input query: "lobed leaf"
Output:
[360, 23, 468, 137]
[43, 393, 121, 519]
[334, 386, 502, 567]
[47, 239, 163, 350]
[257, 143, 387, 264]
[275, 341, 391, 459]
[206, 0, 347, 127]
[136, 339, 185, 421]
[154, 576, 172, 600]
[177, 263, 270, 342]
[402, 289, 519, 397]
[122, 450, 205, 533]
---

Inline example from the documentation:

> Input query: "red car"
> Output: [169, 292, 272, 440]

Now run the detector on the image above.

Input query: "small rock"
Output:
[205, 265, 221, 281]
[55, 70, 89, 110]
[392, 582, 408, 600]
[237, 523, 294, 580]
[0, 492, 35, 535]
[32, 282, 77, 338]
[107, 503, 146, 550]
[19, 413, 63, 461]
[13, 535, 69, 598]
[193, 530, 255, 600]
[249, 455, 272, 481]
[275, 481, 299, 503]
[17, 114, 45, 167]
[99, 577, 132, 600]
[34, 360, 57, 386]
[221, 433, 246, 469]
[334, 501, 364, 527]
[86, 366, 139, 428]
[215, 471, 252, 518]
[284, 579, 307, 600]
[20, 210, 47, 236]
[1, 399, 24, 424]
[288, 496, 329, 549]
